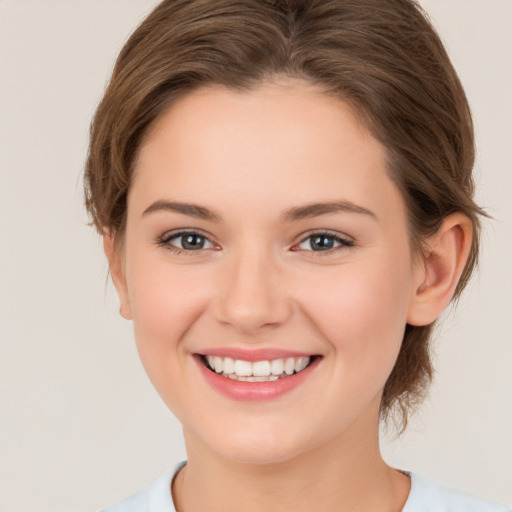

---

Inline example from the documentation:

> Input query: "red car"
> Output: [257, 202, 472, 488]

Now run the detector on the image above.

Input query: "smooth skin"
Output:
[105, 78, 472, 512]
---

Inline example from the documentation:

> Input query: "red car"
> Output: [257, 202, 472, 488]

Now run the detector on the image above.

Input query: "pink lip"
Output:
[196, 347, 314, 362]
[194, 353, 321, 402]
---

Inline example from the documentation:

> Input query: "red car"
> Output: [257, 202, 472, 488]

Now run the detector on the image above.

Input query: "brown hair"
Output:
[84, 0, 484, 429]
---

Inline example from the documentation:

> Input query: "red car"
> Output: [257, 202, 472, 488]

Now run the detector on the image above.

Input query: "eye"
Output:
[293, 231, 354, 252]
[157, 230, 217, 253]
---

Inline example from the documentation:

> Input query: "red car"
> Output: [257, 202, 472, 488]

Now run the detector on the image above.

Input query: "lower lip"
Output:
[194, 355, 321, 401]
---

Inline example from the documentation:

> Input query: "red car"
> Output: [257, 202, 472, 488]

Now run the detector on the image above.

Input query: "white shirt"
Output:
[100, 461, 511, 512]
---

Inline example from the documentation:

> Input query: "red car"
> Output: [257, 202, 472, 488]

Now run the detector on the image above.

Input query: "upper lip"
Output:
[196, 347, 317, 362]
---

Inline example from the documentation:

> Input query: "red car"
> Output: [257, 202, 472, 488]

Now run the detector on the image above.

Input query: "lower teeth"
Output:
[224, 373, 281, 382]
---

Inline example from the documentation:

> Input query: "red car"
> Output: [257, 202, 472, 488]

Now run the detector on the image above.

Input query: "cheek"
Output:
[298, 253, 413, 370]
[124, 256, 217, 419]
[125, 255, 211, 363]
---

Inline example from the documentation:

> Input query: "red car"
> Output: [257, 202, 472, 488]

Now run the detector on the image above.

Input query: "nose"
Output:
[212, 247, 293, 335]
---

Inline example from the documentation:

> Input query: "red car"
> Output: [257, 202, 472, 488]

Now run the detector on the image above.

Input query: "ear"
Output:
[407, 213, 473, 326]
[103, 232, 132, 320]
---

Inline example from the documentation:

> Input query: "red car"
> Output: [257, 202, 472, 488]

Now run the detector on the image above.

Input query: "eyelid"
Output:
[292, 229, 354, 252]
[156, 228, 219, 253]
[160, 228, 211, 243]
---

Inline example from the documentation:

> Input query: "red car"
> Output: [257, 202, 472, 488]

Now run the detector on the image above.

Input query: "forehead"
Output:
[138, 79, 378, 171]
[130, 79, 403, 225]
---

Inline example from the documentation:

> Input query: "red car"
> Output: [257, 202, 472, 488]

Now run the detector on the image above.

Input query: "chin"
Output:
[224, 442, 302, 466]
[198, 423, 308, 466]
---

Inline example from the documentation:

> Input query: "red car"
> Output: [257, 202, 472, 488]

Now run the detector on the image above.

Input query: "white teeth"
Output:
[252, 360, 271, 377]
[253, 376, 271, 382]
[213, 356, 223, 373]
[270, 359, 284, 375]
[204, 355, 312, 381]
[233, 359, 253, 376]
[223, 357, 235, 374]
[284, 357, 295, 375]
[295, 357, 309, 372]
[223, 373, 279, 382]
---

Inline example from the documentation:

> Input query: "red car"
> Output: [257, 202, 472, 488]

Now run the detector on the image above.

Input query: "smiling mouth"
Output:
[200, 354, 318, 382]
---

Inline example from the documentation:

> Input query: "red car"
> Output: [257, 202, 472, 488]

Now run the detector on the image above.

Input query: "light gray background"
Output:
[0, 1, 510, 511]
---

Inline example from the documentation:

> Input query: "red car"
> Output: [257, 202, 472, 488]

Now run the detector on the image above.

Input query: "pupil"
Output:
[311, 235, 333, 251]
[182, 234, 204, 250]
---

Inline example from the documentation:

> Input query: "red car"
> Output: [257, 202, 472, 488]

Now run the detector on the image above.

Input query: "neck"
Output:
[172, 412, 410, 512]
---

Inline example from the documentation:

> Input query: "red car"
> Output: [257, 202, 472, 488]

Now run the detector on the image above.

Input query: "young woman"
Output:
[84, 1, 510, 510]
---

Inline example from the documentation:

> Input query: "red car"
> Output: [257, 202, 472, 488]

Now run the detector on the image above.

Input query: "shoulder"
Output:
[98, 462, 185, 512]
[403, 473, 511, 512]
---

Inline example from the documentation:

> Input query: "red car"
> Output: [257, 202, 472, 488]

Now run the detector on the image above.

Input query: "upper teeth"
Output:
[206, 356, 311, 378]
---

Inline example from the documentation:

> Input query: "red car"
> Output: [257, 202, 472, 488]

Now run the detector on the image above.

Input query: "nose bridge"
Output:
[213, 240, 291, 333]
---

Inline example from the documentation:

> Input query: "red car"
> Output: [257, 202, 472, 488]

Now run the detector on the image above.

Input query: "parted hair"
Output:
[84, 0, 484, 429]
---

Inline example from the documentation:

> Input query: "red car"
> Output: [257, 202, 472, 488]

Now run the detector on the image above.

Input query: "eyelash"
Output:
[155, 230, 354, 256]
[155, 230, 217, 255]
[293, 230, 354, 255]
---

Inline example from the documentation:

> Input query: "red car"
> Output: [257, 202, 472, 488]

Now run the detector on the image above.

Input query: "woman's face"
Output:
[114, 79, 425, 464]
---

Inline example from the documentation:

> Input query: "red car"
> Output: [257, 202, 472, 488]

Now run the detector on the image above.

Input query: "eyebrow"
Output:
[142, 200, 222, 221]
[142, 199, 376, 222]
[281, 200, 376, 222]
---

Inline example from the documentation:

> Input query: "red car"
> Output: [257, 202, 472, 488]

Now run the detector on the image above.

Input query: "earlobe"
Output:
[407, 213, 473, 326]
[103, 232, 132, 320]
